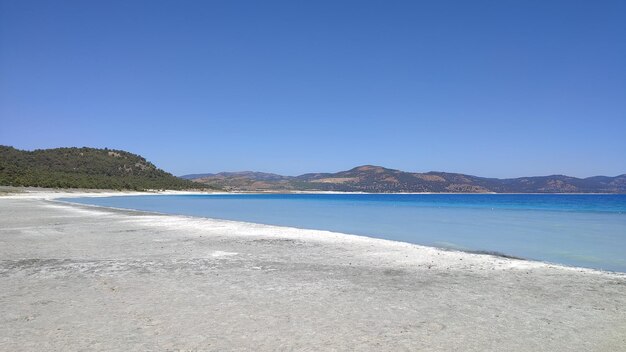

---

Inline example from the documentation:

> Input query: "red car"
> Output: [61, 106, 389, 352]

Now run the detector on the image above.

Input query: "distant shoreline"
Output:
[1, 186, 623, 197]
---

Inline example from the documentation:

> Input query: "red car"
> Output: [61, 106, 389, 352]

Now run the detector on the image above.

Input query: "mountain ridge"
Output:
[183, 165, 626, 193]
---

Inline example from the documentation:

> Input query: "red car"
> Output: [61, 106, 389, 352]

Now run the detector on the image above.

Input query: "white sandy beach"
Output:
[1, 189, 625, 351]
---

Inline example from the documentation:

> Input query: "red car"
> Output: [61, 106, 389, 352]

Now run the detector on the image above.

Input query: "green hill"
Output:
[0, 146, 206, 190]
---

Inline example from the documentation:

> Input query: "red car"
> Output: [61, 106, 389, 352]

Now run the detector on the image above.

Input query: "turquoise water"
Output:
[61, 194, 626, 272]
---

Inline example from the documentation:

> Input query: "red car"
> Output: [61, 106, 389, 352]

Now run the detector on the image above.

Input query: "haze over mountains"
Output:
[183, 165, 626, 193]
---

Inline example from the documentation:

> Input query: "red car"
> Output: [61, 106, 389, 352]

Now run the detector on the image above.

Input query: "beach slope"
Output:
[1, 193, 625, 351]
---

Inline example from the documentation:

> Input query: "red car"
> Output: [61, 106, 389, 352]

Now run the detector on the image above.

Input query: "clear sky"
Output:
[1, 0, 625, 178]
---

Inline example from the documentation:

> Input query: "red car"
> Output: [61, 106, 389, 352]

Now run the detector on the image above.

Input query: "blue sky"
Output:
[1, 0, 625, 178]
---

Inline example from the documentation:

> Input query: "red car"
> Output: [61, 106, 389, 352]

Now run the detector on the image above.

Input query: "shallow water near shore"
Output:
[61, 194, 626, 272]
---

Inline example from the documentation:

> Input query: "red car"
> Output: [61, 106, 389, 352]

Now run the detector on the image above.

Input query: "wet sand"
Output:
[1, 191, 625, 351]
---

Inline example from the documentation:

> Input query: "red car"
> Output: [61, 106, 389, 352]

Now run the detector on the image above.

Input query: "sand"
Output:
[1, 189, 625, 351]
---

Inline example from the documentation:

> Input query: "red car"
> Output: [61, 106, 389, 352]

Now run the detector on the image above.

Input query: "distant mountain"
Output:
[0, 146, 208, 190]
[180, 173, 215, 180]
[184, 165, 626, 193]
[187, 171, 293, 190]
[184, 171, 290, 181]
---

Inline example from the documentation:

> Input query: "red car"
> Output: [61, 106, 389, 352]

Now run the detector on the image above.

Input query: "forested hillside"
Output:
[0, 146, 205, 190]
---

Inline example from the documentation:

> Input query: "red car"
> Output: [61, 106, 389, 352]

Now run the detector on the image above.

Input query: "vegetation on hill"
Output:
[0, 146, 208, 190]
[185, 165, 626, 193]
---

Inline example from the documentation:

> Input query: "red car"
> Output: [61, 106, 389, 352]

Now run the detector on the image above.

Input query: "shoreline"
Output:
[5, 188, 624, 276]
[53, 191, 626, 275]
[51, 197, 623, 277]
[2, 191, 626, 350]
[1, 185, 623, 197]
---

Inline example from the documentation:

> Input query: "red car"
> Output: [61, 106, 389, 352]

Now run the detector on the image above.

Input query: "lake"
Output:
[61, 193, 626, 272]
